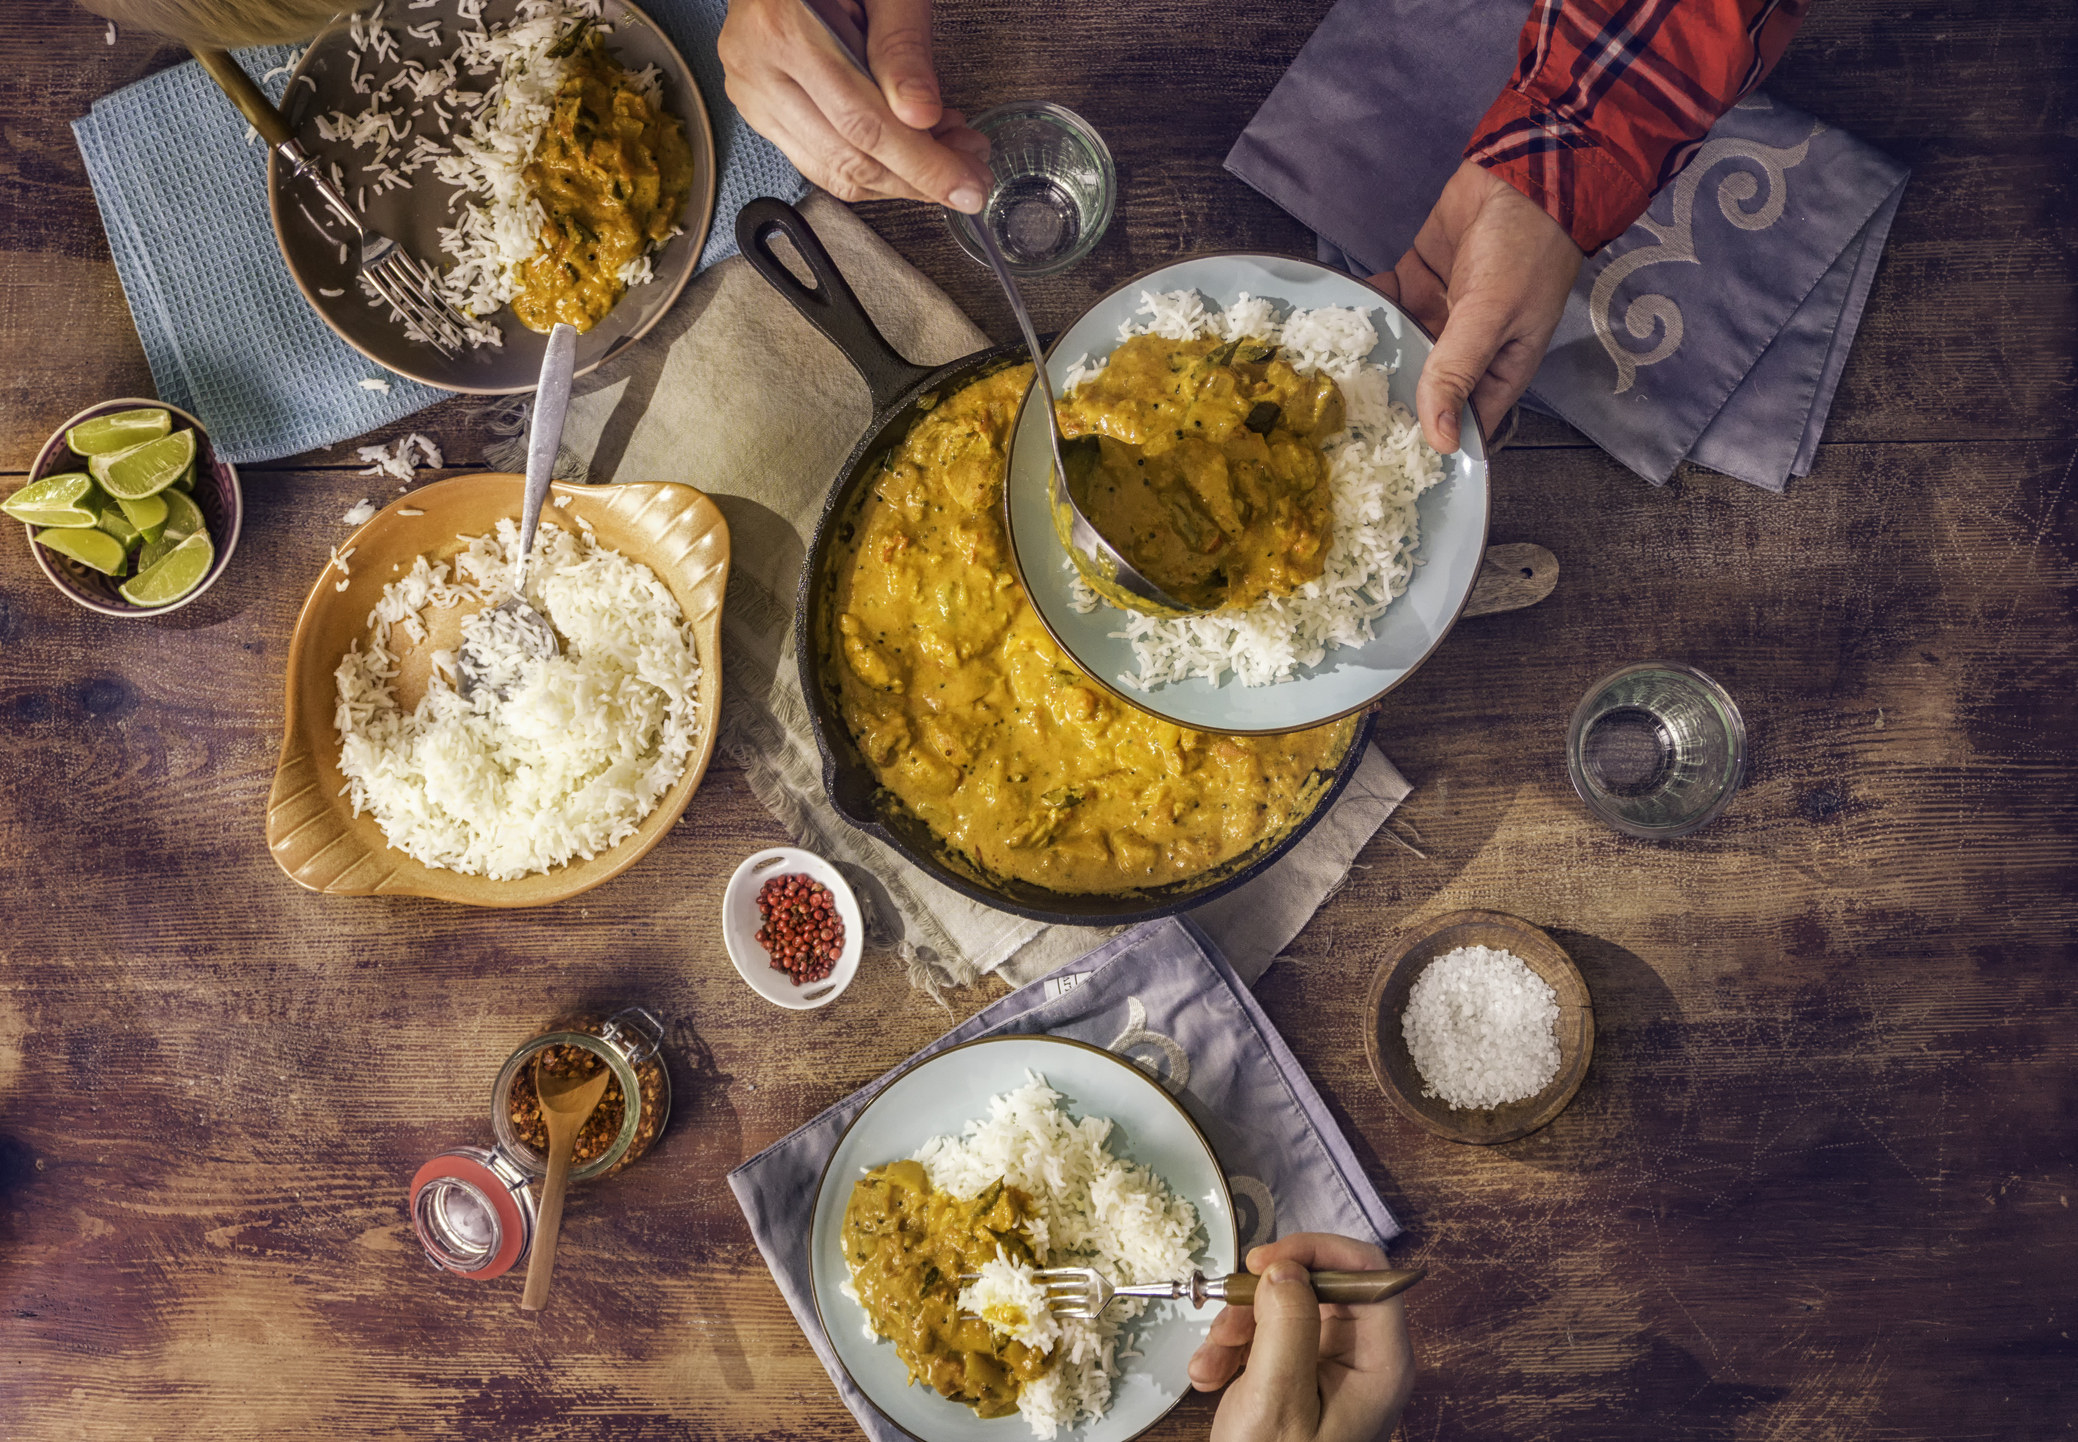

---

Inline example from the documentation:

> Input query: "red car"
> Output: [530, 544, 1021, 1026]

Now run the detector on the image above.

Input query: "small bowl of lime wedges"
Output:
[7, 399, 241, 617]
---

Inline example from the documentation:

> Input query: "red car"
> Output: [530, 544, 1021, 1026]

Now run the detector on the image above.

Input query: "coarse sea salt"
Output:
[1401, 945, 1560, 1110]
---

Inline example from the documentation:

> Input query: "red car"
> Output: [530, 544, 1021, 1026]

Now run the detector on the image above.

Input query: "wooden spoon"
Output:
[518, 1054, 613, 1313]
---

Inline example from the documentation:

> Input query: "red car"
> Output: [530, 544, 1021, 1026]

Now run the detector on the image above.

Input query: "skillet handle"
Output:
[736, 198, 934, 413]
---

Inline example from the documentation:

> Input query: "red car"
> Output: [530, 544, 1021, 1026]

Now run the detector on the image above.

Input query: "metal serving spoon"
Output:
[792, 0, 1204, 617]
[459, 321, 577, 700]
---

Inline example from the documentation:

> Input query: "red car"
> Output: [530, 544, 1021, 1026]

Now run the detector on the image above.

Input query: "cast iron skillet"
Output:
[736, 198, 1377, 926]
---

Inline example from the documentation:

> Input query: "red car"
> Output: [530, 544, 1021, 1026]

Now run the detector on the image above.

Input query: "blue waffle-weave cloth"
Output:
[71, 0, 805, 465]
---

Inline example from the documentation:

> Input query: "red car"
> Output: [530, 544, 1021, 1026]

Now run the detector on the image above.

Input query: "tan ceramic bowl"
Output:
[266, 474, 729, 907]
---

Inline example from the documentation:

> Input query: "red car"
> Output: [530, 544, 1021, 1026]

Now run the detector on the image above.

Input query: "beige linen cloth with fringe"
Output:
[500, 195, 1413, 997]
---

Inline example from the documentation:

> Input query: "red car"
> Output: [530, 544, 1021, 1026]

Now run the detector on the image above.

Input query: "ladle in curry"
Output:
[792, 0, 1205, 618]
[518, 1050, 612, 1313]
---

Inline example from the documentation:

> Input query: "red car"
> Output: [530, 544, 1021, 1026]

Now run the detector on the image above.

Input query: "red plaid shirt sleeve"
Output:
[1464, 0, 1812, 253]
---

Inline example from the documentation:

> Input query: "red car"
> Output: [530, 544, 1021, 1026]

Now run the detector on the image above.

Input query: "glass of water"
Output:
[1566, 662, 1746, 839]
[948, 102, 1116, 277]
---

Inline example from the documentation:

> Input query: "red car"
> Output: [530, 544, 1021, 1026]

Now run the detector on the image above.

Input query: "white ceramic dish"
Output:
[721, 847, 863, 1009]
[1003, 254, 1491, 734]
[809, 1034, 1237, 1442]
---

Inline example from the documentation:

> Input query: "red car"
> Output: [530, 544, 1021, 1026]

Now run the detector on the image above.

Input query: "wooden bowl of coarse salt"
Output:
[1363, 909, 1594, 1145]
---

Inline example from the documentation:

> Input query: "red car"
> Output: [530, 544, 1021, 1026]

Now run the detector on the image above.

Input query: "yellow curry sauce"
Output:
[829, 364, 1353, 896]
[511, 35, 694, 333]
[1057, 334, 1344, 610]
[843, 1161, 1051, 1418]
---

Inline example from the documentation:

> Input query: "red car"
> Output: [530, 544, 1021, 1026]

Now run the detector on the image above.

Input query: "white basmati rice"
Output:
[356, 432, 442, 484]
[883, 1075, 1202, 1440]
[1062, 290, 1445, 689]
[959, 1254, 1062, 1356]
[332, 517, 702, 878]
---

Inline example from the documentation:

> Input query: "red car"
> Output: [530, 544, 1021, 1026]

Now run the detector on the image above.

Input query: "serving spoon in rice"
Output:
[458, 322, 578, 701]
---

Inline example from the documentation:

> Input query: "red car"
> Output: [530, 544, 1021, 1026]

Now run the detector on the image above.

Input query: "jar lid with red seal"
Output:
[410, 1146, 537, 1280]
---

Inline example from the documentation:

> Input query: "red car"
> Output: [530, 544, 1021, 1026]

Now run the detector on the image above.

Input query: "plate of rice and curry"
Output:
[809, 1035, 1236, 1442]
[270, 0, 716, 391]
[1003, 256, 1493, 736]
[737, 200, 1484, 925]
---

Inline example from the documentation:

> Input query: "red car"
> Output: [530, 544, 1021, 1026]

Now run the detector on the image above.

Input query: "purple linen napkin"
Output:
[727, 916, 1400, 1442]
[1226, 0, 1909, 492]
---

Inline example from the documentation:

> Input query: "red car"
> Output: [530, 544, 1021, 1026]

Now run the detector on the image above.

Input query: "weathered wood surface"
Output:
[1, 2, 2074, 1440]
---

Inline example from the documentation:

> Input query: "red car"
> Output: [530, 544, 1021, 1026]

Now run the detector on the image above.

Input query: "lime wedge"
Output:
[67, 407, 171, 457]
[3, 472, 102, 528]
[119, 529, 214, 606]
[90, 430, 197, 501]
[97, 506, 143, 551]
[38, 526, 129, 575]
[116, 492, 169, 532]
[161, 489, 207, 542]
[170, 462, 195, 493]
[137, 534, 177, 572]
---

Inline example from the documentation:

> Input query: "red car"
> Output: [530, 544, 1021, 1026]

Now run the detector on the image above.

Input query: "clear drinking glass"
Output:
[1566, 662, 1746, 839]
[948, 102, 1116, 277]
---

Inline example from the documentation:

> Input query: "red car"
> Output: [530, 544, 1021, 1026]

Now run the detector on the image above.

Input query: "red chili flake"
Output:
[755, 873, 844, 984]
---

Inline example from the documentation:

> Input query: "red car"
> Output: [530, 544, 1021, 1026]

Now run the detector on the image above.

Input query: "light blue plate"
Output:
[809, 1036, 1237, 1442]
[1005, 255, 1490, 734]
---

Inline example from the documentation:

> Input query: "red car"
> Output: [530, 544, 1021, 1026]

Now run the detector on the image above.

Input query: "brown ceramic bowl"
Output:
[1363, 909, 1595, 1145]
[20, 399, 241, 617]
[266, 474, 730, 907]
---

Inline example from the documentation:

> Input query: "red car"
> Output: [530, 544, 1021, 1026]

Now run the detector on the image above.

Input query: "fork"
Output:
[971, 1266, 1427, 1320]
[190, 47, 475, 356]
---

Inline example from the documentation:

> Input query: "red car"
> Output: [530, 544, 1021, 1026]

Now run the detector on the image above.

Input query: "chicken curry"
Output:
[510, 32, 694, 333]
[842, 1161, 1051, 1418]
[1056, 334, 1344, 610]
[827, 364, 1353, 896]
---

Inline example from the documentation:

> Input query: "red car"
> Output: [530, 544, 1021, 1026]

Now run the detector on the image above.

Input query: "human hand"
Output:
[1187, 1233, 1416, 1442]
[1371, 160, 1583, 456]
[718, 0, 993, 210]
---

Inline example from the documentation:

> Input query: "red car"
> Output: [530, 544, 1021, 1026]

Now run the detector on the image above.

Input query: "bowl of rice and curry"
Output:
[269, 0, 715, 391]
[740, 201, 1490, 926]
[811, 1035, 1235, 1442]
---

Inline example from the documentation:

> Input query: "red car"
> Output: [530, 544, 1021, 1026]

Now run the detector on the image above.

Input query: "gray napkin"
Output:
[726, 916, 1402, 1442]
[1226, 0, 1909, 492]
[538, 195, 1415, 996]
[69, 0, 804, 465]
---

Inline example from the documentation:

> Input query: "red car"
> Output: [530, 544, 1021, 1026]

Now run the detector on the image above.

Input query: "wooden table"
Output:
[2, 3, 2072, 1437]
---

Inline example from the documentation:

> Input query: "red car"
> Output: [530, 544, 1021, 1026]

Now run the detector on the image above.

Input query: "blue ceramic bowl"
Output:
[1004, 255, 1490, 734]
[809, 1035, 1237, 1442]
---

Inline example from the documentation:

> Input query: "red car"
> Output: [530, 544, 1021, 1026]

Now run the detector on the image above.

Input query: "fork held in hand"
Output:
[1006, 1266, 1427, 1320]
[190, 46, 475, 356]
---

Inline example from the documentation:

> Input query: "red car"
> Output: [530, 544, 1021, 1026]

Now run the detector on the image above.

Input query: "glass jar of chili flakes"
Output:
[408, 1005, 670, 1281]
[491, 1006, 671, 1183]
